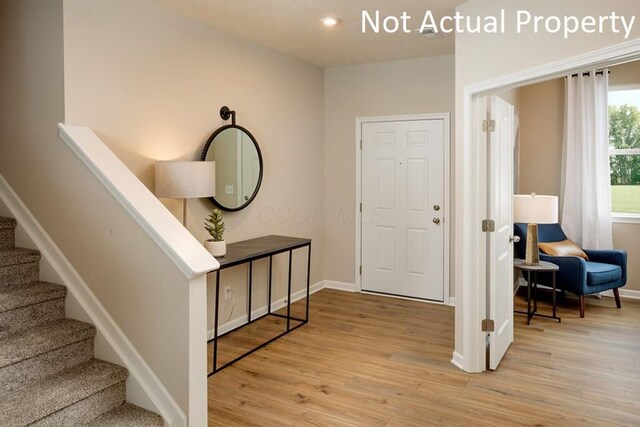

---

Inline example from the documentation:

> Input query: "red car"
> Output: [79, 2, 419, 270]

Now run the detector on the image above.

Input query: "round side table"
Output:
[514, 259, 561, 325]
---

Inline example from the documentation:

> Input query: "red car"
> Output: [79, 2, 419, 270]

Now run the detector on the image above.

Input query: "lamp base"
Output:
[182, 198, 188, 228]
[525, 223, 540, 266]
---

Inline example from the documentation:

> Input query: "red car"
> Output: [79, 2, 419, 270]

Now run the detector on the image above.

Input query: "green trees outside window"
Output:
[609, 100, 640, 214]
[610, 105, 640, 185]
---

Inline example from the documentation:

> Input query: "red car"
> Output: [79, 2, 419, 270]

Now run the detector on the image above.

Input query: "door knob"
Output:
[433, 205, 441, 211]
[433, 217, 441, 225]
[244, 195, 249, 201]
[509, 235, 520, 243]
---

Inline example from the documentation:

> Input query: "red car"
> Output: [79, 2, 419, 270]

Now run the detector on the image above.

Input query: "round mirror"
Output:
[201, 125, 263, 211]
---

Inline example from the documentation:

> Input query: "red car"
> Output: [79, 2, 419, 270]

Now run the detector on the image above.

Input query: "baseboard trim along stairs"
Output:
[0, 216, 164, 426]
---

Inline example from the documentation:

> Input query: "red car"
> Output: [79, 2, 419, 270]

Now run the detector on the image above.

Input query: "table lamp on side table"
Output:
[513, 194, 559, 266]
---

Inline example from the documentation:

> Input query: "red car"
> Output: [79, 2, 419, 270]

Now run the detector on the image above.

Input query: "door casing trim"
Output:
[355, 113, 451, 305]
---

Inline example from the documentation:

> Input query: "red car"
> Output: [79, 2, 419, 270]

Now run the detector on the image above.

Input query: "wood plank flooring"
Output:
[208, 288, 640, 426]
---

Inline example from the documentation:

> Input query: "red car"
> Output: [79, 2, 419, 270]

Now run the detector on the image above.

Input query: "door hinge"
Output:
[359, 265, 362, 275]
[482, 119, 495, 132]
[359, 202, 362, 213]
[360, 139, 363, 149]
[481, 319, 495, 332]
[482, 219, 495, 232]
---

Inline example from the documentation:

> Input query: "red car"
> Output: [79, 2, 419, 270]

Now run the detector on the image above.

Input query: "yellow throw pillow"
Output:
[539, 240, 589, 260]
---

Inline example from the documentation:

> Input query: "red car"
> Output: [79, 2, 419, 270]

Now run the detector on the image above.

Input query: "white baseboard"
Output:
[209, 279, 458, 339]
[601, 288, 640, 300]
[517, 276, 640, 301]
[208, 281, 325, 339]
[451, 351, 464, 370]
[0, 173, 185, 427]
[323, 280, 357, 292]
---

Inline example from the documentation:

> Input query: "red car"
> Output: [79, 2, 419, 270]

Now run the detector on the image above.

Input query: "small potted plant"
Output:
[204, 208, 226, 257]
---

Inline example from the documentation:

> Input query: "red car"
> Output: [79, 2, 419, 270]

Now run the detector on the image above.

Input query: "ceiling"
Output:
[153, 0, 465, 67]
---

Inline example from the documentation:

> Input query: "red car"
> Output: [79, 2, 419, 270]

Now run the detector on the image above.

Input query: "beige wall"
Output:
[517, 78, 565, 196]
[456, 0, 640, 86]
[324, 55, 455, 293]
[613, 222, 640, 290]
[610, 60, 640, 86]
[1, 0, 200, 419]
[63, 0, 325, 333]
[495, 89, 520, 111]
[516, 61, 640, 292]
[610, 60, 640, 85]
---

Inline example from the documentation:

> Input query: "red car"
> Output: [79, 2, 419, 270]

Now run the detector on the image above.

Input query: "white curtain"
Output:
[560, 70, 613, 250]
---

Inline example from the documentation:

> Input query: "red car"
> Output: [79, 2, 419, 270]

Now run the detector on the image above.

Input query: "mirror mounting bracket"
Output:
[220, 106, 236, 125]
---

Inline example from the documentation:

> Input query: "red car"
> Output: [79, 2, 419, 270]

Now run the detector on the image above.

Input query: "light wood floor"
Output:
[208, 288, 640, 426]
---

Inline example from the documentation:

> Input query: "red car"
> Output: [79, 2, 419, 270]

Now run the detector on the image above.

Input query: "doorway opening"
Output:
[462, 40, 640, 372]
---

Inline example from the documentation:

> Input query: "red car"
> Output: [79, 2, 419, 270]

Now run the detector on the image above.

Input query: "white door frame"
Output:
[456, 38, 640, 373]
[355, 113, 451, 305]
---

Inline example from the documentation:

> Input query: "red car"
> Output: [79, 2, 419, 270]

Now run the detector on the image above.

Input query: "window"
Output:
[609, 87, 640, 216]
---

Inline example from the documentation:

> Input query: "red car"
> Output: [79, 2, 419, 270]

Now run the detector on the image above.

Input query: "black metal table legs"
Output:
[213, 270, 220, 373]
[208, 244, 311, 376]
[515, 270, 561, 325]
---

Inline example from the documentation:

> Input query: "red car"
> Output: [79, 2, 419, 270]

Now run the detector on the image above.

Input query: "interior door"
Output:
[361, 119, 445, 301]
[487, 96, 515, 370]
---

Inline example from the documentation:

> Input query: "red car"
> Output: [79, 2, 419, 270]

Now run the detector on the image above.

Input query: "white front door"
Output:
[486, 96, 515, 370]
[361, 118, 445, 301]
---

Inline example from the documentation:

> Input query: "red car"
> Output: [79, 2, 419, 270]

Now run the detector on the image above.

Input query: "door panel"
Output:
[488, 96, 515, 370]
[377, 226, 395, 271]
[407, 228, 427, 275]
[361, 119, 445, 301]
[407, 159, 428, 212]
[376, 159, 395, 210]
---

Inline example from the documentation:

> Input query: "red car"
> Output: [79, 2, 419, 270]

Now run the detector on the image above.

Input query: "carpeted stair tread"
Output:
[0, 247, 40, 267]
[88, 403, 164, 426]
[0, 359, 128, 426]
[0, 281, 66, 313]
[0, 318, 95, 368]
[0, 217, 16, 230]
[0, 217, 159, 424]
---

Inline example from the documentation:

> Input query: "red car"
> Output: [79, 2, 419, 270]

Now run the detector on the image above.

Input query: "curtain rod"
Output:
[567, 70, 610, 78]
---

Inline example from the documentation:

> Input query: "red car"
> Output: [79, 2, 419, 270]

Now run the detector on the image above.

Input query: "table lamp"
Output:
[513, 194, 558, 266]
[155, 161, 216, 227]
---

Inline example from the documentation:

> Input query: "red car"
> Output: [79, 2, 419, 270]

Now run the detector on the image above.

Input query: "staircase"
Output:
[0, 216, 164, 426]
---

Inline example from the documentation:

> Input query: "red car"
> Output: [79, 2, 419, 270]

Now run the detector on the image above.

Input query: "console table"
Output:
[208, 235, 311, 376]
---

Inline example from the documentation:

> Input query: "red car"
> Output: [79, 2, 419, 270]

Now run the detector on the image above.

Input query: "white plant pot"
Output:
[205, 239, 226, 257]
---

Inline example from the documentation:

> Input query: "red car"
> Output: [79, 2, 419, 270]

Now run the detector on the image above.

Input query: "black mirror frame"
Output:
[200, 124, 264, 212]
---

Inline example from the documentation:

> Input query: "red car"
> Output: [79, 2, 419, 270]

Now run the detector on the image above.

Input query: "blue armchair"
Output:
[514, 223, 627, 318]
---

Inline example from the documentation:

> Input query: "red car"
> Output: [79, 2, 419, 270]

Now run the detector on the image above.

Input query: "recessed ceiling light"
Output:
[322, 17, 340, 27]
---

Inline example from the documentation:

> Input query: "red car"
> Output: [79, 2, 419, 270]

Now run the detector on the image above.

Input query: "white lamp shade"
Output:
[513, 194, 558, 224]
[155, 161, 216, 199]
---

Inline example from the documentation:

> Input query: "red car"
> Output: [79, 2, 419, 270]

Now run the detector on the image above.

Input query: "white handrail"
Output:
[58, 124, 219, 279]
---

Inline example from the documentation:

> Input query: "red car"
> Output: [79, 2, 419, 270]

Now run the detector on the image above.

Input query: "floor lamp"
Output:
[155, 161, 216, 228]
[513, 194, 559, 266]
